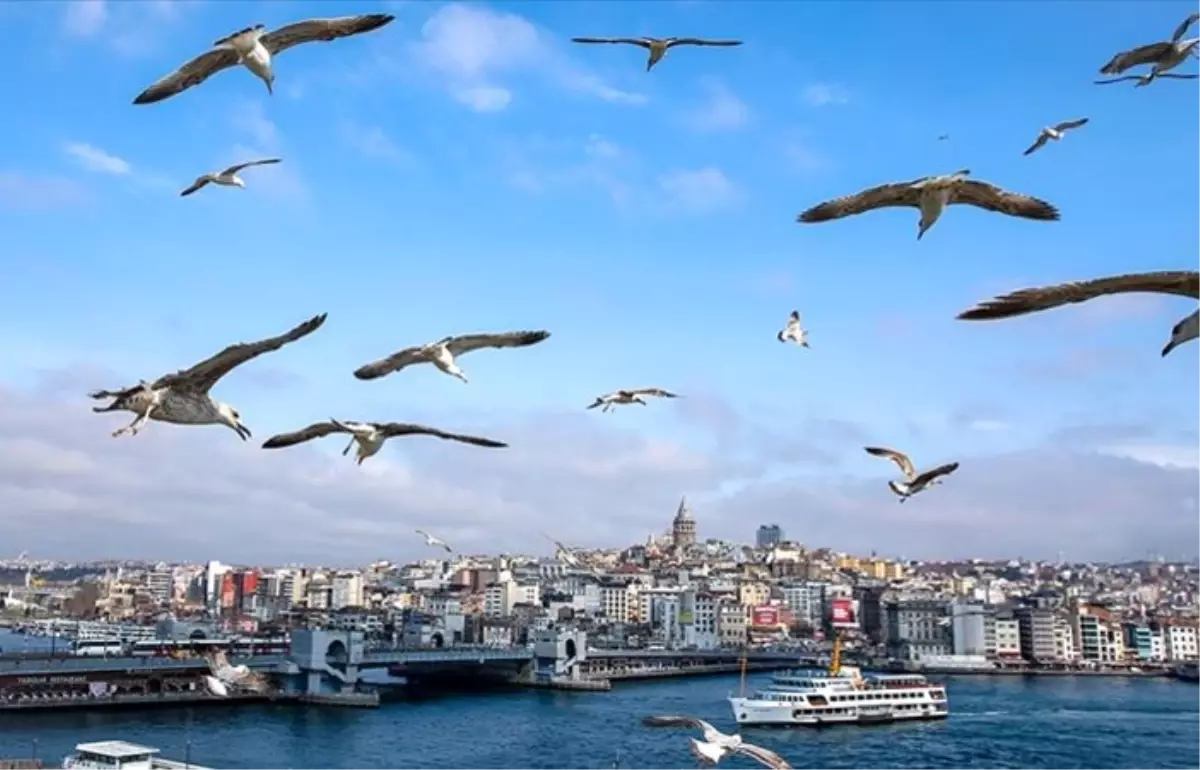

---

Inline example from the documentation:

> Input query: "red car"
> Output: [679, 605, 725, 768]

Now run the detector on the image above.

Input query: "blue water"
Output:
[1, 667, 1197, 769]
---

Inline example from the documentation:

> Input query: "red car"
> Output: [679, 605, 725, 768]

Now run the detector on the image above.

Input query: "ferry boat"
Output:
[62, 741, 211, 770]
[728, 635, 949, 727]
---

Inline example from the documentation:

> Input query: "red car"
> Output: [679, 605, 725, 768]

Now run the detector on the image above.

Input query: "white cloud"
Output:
[339, 123, 412, 164]
[584, 134, 620, 160]
[61, 0, 107, 38]
[684, 80, 749, 132]
[504, 135, 631, 205]
[62, 142, 132, 176]
[802, 82, 850, 107]
[782, 139, 831, 173]
[408, 3, 645, 111]
[0, 172, 88, 210]
[656, 167, 743, 213]
[1100, 443, 1200, 470]
[60, 0, 194, 56]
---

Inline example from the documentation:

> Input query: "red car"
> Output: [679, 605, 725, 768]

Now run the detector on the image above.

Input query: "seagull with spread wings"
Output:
[133, 14, 395, 105]
[353, 330, 551, 384]
[570, 36, 742, 71]
[864, 446, 959, 503]
[587, 388, 678, 413]
[89, 313, 327, 439]
[180, 158, 281, 197]
[777, 311, 809, 348]
[797, 170, 1059, 240]
[204, 650, 270, 695]
[416, 529, 453, 553]
[1098, 12, 1199, 78]
[957, 270, 1199, 357]
[262, 420, 507, 464]
[689, 739, 792, 769]
[1094, 71, 1199, 86]
[1023, 118, 1089, 156]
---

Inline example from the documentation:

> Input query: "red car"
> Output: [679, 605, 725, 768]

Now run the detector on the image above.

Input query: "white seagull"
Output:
[797, 170, 1060, 240]
[89, 313, 327, 439]
[180, 158, 281, 197]
[1099, 13, 1199, 78]
[416, 529, 453, 553]
[689, 738, 792, 769]
[777, 310, 809, 348]
[205, 650, 270, 694]
[262, 420, 507, 465]
[641, 716, 743, 749]
[587, 388, 679, 413]
[957, 270, 1199, 357]
[570, 36, 742, 71]
[864, 446, 960, 503]
[133, 14, 395, 104]
[354, 330, 551, 384]
[1023, 118, 1089, 156]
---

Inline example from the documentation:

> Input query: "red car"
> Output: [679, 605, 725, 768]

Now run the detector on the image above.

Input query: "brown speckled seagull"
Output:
[797, 170, 1060, 240]
[1099, 12, 1199, 78]
[864, 446, 959, 503]
[354, 330, 551, 384]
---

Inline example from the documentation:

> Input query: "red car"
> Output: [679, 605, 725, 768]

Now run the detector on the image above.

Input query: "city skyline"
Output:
[0, 1, 1197, 564]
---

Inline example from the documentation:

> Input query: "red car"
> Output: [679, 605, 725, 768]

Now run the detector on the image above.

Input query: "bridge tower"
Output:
[289, 629, 367, 698]
[531, 628, 588, 683]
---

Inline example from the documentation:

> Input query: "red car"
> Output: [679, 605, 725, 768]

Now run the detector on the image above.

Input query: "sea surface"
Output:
[1, 632, 1197, 769]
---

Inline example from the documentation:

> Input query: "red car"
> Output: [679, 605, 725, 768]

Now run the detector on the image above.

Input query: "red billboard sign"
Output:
[752, 606, 780, 627]
[830, 598, 856, 627]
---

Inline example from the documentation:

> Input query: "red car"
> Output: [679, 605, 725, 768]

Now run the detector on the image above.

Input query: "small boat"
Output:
[62, 741, 211, 770]
[1170, 661, 1199, 683]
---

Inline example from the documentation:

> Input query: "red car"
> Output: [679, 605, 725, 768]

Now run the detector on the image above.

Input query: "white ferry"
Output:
[728, 638, 948, 727]
[62, 741, 211, 770]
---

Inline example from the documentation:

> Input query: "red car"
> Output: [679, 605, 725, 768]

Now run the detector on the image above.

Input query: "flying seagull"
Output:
[262, 420, 507, 464]
[1094, 71, 1199, 86]
[416, 529, 453, 553]
[133, 14, 395, 105]
[797, 170, 1059, 240]
[937, 134, 950, 141]
[1023, 118, 1089, 156]
[179, 158, 281, 197]
[689, 739, 792, 770]
[570, 36, 742, 71]
[205, 650, 270, 695]
[641, 716, 743, 749]
[89, 313, 326, 439]
[587, 388, 678, 413]
[777, 310, 809, 348]
[354, 330, 551, 383]
[1099, 13, 1199, 77]
[957, 270, 1199, 357]
[864, 446, 959, 503]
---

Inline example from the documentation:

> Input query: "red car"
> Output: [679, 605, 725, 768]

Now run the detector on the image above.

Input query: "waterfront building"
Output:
[756, 525, 783, 549]
[1015, 606, 1057, 663]
[885, 598, 952, 661]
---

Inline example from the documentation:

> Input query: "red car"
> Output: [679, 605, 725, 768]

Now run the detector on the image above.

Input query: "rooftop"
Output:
[74, 742, 159, 760]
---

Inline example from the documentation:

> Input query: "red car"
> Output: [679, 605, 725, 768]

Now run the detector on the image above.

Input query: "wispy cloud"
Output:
[504, 134, 632, 205]
[58, 0, 194, 56]
[683, 79, 750, 133]
[782, 139, 832, 173]
[656, 167, 743, 213]
[802, 82, 850, 107]
[61, 0, 107, 38]
[407, 3, 645, 112]
[339, 123, 412, 164]
[0, 172, 89, 211]
[225, 101, 308, 202]
[62, 142, 131, 176]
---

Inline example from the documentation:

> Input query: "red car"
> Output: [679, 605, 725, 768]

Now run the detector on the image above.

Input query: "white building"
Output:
[330, 572, 364, 610]
[1166, 624, 1199, 661]
[600, 583, 639, 623]
[993, 618, 1021, 658]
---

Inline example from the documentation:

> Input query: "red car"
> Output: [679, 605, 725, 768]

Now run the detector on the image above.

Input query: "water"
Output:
[1, 664, 1196, 769]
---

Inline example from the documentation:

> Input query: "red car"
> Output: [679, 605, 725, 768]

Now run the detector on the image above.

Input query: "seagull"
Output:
[641, 716, 743, 749]
[1094, 71, 1199, 86]
[544, 533, 582, 566]
[202, 675, 230, 698]
[133, 14, 395, 105]
[777, 310, 809, 348]
[1023, 118, 1089, 156]
[957, 270, 1199, 357]
[180, 158, 281, 197]
[864, 446, 959, 503]
[570, 36, 742, 71]
[89, 313, 326, 439]
[262, 420, 507, 464]
[416, 529, 453, 553]
[689, 739, 792, 770]
[1099, 13, 1199, 78]
[353, 330, 551, 383]
[797, 170, 1060, 240]
[587, 388, 678, 413]
[205, 650, 270, 694]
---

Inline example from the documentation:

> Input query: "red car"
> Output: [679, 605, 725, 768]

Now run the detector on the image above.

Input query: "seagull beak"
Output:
[236, 423, 252, 440]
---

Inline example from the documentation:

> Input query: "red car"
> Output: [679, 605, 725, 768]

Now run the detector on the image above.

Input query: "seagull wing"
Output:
[1100, 42, 1175, 74]
[133, 48, 240, 105]
[734, 742, 793, 770]
[797, 179, 925, 223]
[154, 313, 328, 394]
[1172, 12, 1199, 43]
[864, 446, 917, 479]
[665, 37, 744, 48]
[948, 180, 1060, 221]
[261, 421, 345, 449]
[443, 330, 551, 357]
[913, 462, 960, 487]
[180, 176, 213, 197]
[628, 388, 678, 398]
[260, 14, 396, 56]
[1022, 133, 1049, 156]
[1052, 117, 1089, 132]
[221, 158, 283, 176]
[353, 345, 430, 380]
[1093, 75, 1147, 85]
[377, 422, 508, 448]
[571, 37, 654, 48]
[957, 270, 1200, 321]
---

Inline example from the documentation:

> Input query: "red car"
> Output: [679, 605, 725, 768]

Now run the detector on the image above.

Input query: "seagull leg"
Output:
[113, 406, 155, 438]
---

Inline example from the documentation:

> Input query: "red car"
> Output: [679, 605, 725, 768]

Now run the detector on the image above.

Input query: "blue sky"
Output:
[0, 0, 1196, 564]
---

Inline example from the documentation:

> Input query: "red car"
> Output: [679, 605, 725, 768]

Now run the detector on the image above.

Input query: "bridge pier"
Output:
[514, 629, 609, 690]
[287, 630, 379, 707]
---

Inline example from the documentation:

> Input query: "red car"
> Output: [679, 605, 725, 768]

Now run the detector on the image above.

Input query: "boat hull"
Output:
[729, 697, 949, 727]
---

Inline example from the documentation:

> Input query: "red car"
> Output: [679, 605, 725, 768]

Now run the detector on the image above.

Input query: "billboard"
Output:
[751, 606, 781, 628]
[830, 598, 857, 628]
